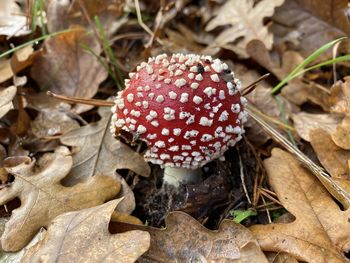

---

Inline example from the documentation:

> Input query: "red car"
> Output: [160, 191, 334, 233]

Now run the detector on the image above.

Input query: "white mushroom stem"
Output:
[163, 167, 202, 187]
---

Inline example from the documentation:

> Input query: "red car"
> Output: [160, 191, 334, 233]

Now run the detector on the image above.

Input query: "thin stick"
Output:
[238, 149, 251, 204]
[241, 73, 270, 96]
[47, 91, 114, 107]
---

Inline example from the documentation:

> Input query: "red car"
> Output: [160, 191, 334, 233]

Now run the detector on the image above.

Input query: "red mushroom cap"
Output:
[110, 54, 247, 169]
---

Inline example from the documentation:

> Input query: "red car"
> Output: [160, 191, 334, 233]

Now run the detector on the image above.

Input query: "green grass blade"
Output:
[272, 37, 347, 94]
[295, 54, 350, 77]
[94, 16, 124, 89]
[39, 0, 46, 36]
[80, 43, 120, 87]
[0, 28, 77, 59]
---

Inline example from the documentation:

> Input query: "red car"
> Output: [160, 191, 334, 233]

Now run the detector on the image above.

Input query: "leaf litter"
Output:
[1, 0, 350, 262]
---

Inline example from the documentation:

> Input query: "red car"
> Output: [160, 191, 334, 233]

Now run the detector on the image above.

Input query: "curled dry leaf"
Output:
[310, 128, 350, 179]
[0, 86, 16, 119]
[250, 148, 350, 263]
[0, 128, 29, 158]
[30, 26, 107, 98]
[271, 0, 350, 59]
[205, 0, 284, 57]
[60, 107, 150, 213]
[331, 115, 350, 150]
[112, 212, 268, 263]
[291, 112, 343, 142]
[21, 200, 150, 263]
[1, 146, 120, 252]
[329, 76, 350, 114]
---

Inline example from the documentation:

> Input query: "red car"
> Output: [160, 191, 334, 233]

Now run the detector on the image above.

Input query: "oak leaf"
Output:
[112, 211, 268, 262]
[1, 146, 120, 252]
[250, 148, 350, 262]
[21, 200, 150, 263]
[291, 112, 343, 142]
[205, 0, 284, 57]
[46, 0, 125, 35]
[271, 0, 350, 59]
[310, 128, 350, 179]
[30, 26, 107, 99]
[60, 107, 150, 213]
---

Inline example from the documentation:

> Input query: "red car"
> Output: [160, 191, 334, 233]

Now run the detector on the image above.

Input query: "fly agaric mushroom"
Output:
[110, 53, 247, 186]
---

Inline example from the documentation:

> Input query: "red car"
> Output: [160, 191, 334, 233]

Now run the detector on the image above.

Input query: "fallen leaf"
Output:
[329, 76, 350, 114]
[271, 0, 350, 59]
[46, 0, 125, 35]
[0, 86, 16, 119]
[60, 107, 150, 214]
[246, 40, 330, 108]
[60, 107, 150, 184]
[250, 148, 350, 262]
[291, 112, 343, 142]
[0, 128, 29, 157]
[0, 224, 46, 263]
[331, 115, 350, 150]
[30, 26, 107, 98]
[205, 0, 284, 57]
[310, 128, 350, 179]
[21, 200, 150, 263]
[30, 108, 80, 138]
[112, 212, 268, 262]
[1, 146, 120, 251]
[0, 0, 30, 36]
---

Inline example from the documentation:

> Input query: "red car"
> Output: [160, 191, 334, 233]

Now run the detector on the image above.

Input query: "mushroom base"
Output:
[163, 167, 202, 187]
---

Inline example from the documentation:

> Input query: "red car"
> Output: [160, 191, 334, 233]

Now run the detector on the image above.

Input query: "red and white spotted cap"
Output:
[110, 53, 248, 169]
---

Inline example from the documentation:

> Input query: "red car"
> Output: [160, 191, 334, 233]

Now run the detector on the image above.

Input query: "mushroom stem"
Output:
[163, 167, 202, 187]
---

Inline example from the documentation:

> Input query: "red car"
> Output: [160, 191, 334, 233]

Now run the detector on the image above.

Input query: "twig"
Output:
[47, 91, 114, 107]
[238, 149, 251, 204]
[242, 73, 270, 96]
[261, 196, 272, 224]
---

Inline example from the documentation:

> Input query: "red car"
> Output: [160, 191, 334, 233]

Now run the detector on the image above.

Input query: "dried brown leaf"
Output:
[60, 107, 150, 214]
[331, 115, 350, 150]
[0, 45, 34, 84]
[251, 148, 350, 262]
[0, 128, 29, 157]
[246, 40, 330, 108]
[310, 128, 350, 179]
[30, 26, 107, 98]
[60, 107, 150, 184]
[291, 112, 343, 142]
[271, 0, 350, 59]
[113, 212, 268, 263]
[329, 76, 350, 114]
[30, 108, 80, 138]
[0, 86, 16, 119]
[21, 200, 150, 263]
[46, 0, 125, 35]
[1, 146, 120, 251]
[206, 0, 284, 57]
[0, 0, 30, 36]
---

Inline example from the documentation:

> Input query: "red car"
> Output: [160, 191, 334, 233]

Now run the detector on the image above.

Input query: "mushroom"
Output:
[111, 53, 248, 186]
